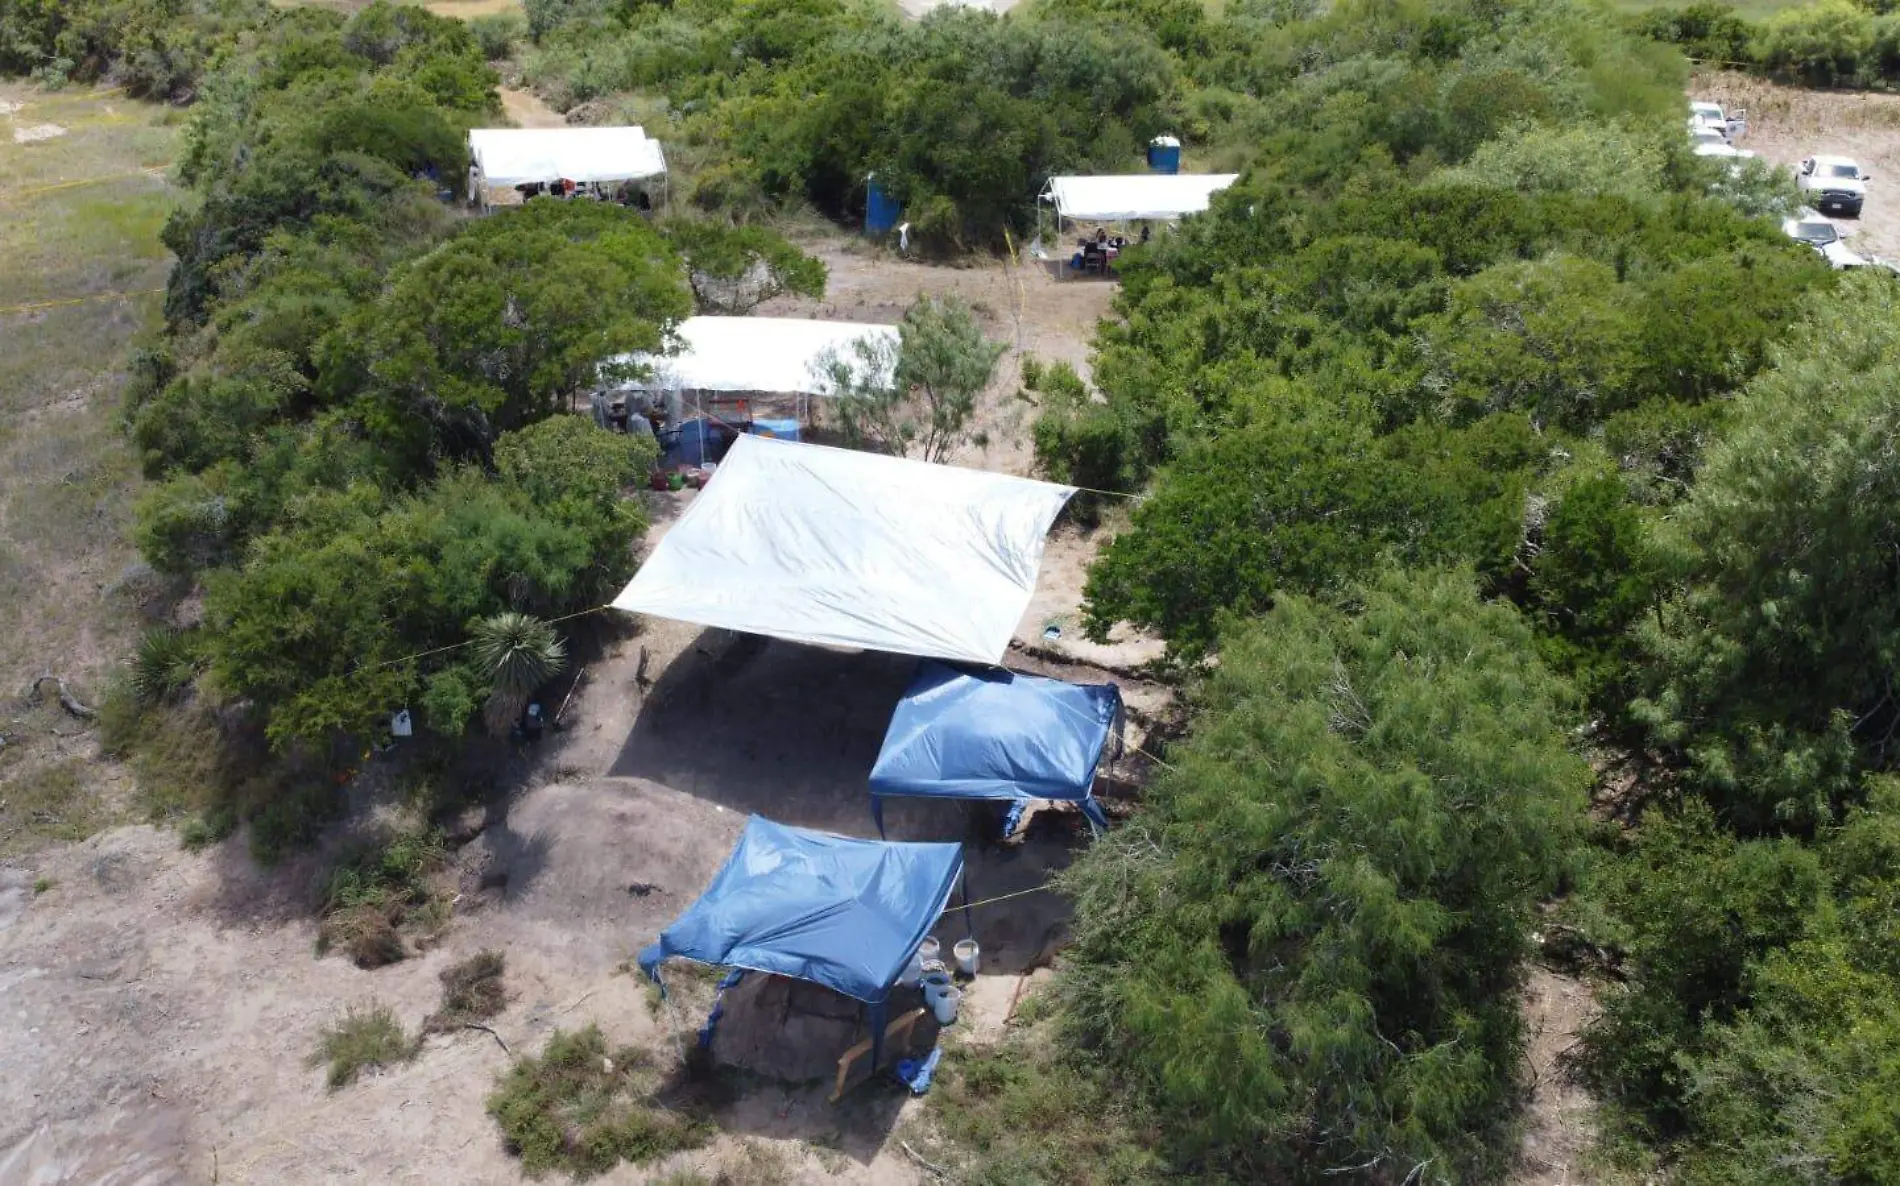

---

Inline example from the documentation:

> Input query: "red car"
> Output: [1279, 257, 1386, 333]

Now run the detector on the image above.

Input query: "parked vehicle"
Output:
[1689, 100, 1747, 141]
[1693, 141, 1755, 160]
[1784, 210, 1868, 269]
[1690, 126, 1729, 150]
[1798, 155, 1869, 217]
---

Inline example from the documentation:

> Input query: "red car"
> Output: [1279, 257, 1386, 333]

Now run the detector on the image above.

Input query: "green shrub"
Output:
[131, 627, 204, 705]
[1060, 568, 1588, 1180]
[427, 950, 508, 1031]
[1755, 0, 1875, 85]
[309, 1001, 417, 1089]
[487, 1024, 714, 1179]
[317, 829, 449, 966]
[468, 12, 527, 60]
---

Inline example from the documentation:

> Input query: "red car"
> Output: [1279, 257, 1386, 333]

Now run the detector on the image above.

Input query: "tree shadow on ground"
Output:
[609, 631, 916, 833]
[613, 632, 1086, 973]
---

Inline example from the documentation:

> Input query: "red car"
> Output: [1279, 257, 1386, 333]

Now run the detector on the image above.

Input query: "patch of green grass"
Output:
[317, 829, 450, 967]
[0, 756, 115, 857]
[98, 690, 337, 862]
[922, 1026, 1162, 1186]
[309, 1001, 418, 1089]
[32, 876, 53, 895]
[179, 803, 239, 850]
[0, 85, 179, 813]
[426, 949, 507, 1032]
[487, 1024, 716, 1180]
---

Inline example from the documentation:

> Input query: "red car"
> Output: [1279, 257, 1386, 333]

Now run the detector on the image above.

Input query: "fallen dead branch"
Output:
[29, 674, 95, 721]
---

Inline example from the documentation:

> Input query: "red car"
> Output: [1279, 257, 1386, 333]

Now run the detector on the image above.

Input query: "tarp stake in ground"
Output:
[612, 435, 1075, 665]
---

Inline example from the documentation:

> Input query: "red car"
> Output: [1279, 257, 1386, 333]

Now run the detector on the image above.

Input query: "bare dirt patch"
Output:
[500, 85, 565, 130]
[1695, 70, 1900, 258]
[1510, 965, 1605, 1186]
[12, 121, 64, 144]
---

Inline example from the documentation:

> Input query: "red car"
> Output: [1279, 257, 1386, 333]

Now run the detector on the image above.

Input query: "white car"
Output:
[1689, 100, 1747, 141]
[1784, 211, 1868, 269]
[1693, 141, 1756, 160]
[1690, 126, 1729, 150]
[1798, 155, 1869, 217]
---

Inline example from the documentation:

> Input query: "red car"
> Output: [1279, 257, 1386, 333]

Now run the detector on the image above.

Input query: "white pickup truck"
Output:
[1797, 155, 1870, 217]
[1689, 100, 1747, 142]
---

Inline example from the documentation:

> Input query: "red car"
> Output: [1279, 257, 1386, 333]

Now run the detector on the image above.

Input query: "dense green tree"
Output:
[1060, 568, 1589, 1182]
[660, 219, 828, 315]
[349, 200, 690, 467]
[1632, 274, 1900, 830]
[822, 295, 1003, 463]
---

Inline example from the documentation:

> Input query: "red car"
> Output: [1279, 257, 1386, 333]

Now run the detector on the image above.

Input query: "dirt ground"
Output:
[1694, 70, 1900, 258]
[1511, 966, 1604, 1186]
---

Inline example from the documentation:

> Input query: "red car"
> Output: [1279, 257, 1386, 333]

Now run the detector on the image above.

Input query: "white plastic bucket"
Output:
[953, 939, 981, 976]
[918, 936, 940, 966]
[899, 946, 925, 989]
[920, 972, 961, 1024]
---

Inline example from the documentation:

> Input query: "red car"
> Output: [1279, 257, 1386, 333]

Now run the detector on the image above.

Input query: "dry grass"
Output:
[309, 1001, 419, 1089]
[0, 83, 180, 853]
[317, 829, 452, 967]
[426, 949, 508, 1032]
[0, 752, 119, 858]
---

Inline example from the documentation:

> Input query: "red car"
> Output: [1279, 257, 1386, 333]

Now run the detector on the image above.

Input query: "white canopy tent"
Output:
[468, 126, 667, 194]
[610, 316, 900, 423]
[612, 435, 1076, 665]
[1041, 173, 1239, 223]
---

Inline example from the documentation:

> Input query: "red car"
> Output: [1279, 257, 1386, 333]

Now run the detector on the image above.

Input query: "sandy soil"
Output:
[1509, 966, 1602, 1186]
[499, 86, 565, 130]
[1694, 70, 1900, 258]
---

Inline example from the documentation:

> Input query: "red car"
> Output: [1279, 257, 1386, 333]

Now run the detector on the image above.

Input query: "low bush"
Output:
[427, 949, 508, 1031]
[317, 829, 449, 966]
[310, 1001, 417, 1089]
[487, 1024, 714, 1179]
[921, 1029, 1161, 1186]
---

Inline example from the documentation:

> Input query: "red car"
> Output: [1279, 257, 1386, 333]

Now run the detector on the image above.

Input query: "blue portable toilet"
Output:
[865, 173, 901, 235]
[1147, 135, 1182, 175]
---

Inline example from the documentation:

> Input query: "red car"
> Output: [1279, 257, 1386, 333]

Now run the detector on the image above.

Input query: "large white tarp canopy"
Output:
[613, 316, 899, 397]
[1043, 173, 1239, 222]
[613, 435, 1075, 664]
[469, 127, 667, 186]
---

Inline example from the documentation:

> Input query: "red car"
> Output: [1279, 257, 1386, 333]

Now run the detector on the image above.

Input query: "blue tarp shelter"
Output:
[869, 662, 1122, 835]
[638, 817, 967, 1073]
[638, 816, 965, 1003]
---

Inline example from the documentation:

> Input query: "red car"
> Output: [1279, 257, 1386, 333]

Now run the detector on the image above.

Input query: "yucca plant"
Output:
[469, 613, 566, 737]
[131, 627, 204, 705]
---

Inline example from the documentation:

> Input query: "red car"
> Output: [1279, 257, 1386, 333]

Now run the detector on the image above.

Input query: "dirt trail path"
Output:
[499, 86, 564, 129]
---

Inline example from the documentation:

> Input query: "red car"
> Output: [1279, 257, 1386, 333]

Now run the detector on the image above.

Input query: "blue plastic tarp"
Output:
[637, 816, 964, 1004]
[869, 662, 1121, 832]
